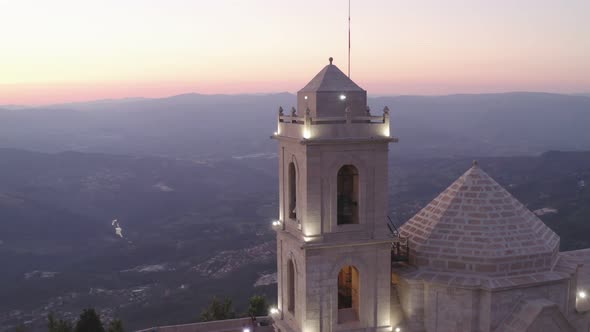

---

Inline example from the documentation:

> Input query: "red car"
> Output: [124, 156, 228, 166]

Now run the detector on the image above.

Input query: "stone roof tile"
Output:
[400, 163, 560, 276]
[299, 62, 364, 93]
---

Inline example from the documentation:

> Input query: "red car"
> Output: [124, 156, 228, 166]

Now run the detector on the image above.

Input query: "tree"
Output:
[74, 308, 104, 332]
[47, 312, 73, 332]
[107, 319, 124, 332]
[48, 313, 57, 331]
[199, 297, 236, 322]
[247, 295, 268, 317]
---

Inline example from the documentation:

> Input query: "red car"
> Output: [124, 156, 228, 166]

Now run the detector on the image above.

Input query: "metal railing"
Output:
[388, 216, 409, 263]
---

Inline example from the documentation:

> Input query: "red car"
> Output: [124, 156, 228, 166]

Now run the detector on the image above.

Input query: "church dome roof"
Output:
[399, 162, 560, 276]
[299, 58, 364, 93]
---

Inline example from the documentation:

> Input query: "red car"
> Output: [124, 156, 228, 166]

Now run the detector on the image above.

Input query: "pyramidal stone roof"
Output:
[299, 59, 364, 93]
[400, 162, 560, 277]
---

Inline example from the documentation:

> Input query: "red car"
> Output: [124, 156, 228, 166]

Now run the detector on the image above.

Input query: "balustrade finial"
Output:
[278, 106, 284, 115]
[383, 106, 390, 114]
[291, 107, 297, 116]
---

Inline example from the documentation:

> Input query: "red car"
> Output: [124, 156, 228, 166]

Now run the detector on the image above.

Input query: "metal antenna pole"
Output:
[348, 0, 351, 77]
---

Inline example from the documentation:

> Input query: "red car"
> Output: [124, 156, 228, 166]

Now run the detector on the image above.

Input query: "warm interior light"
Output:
[339, 94, 346, 100]
[579, 291, 587, 299]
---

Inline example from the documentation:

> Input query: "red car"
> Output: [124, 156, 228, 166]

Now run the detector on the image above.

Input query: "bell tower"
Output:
[272, 58, 396, 332]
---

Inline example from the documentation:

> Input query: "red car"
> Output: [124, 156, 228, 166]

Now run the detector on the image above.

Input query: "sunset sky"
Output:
[1, 0, 589, 105]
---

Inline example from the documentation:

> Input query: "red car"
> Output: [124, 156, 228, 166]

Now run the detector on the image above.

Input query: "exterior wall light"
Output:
[243, 328, 251, 332]
[270, 307, 279, 315]
[339, 94, 346, 100]
[395, 327, 401, 332]
[303, 129, 311, 139]
[579, 291, 587, 299]
[383, 127, 390, 137]
[304, 96, 308, 100]
[272, 220, 282, 227]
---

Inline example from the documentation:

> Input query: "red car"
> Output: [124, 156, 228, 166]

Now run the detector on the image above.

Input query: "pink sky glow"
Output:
[1, 0, 589, 105]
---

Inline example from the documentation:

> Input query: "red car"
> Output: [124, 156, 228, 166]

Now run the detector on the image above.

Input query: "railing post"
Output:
[383, 106, 391, 137]
[383, 106, 390, 124]
[291, 107, 297, 123]
[345, 106, 352, 124]
[303, 107, 311, 139]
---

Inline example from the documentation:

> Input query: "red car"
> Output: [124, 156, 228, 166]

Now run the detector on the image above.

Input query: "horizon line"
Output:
[2, 91, 589, 109]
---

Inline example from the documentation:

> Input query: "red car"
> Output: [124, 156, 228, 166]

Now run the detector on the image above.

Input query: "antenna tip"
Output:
[329, 57, 333, 65]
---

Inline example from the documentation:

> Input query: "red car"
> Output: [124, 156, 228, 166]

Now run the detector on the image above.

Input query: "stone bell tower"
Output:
[272, 58, 396, 332]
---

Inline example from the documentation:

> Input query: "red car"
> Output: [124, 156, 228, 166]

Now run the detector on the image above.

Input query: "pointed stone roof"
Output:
[400, 162, 560, 277]
[299, 58, 364, 93]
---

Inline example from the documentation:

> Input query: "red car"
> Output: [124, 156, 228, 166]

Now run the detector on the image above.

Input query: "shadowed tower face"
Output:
[272, 58, 396, 332]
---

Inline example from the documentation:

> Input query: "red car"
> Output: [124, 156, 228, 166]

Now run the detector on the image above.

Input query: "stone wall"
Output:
[423, 284, 480, 332]
[488, 280, 570, 331]
[276, 231, 306, 332]
[303, 242, 391, 332]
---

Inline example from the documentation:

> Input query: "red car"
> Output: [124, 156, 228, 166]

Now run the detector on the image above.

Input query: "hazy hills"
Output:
[0, 148, 278, 330]
[0, 147, 589, 330]
[1, 91, 590, 329]
[1, 92, 590, 159]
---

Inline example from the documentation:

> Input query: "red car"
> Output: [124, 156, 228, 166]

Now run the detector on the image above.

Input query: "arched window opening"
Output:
[287, 259, 295, 314]
[338, 265, 359, 323]
[288, 162, 297, 219]
[337, 165, 359, 225]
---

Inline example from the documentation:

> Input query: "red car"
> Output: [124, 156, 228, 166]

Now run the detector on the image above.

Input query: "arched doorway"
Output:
[337, 165, 359, 225]
[287, 259, 295, 314]
[338, 265, 359, 323]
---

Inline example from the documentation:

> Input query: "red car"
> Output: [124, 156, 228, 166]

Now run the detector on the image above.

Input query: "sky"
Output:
[1, 0, 589, 105]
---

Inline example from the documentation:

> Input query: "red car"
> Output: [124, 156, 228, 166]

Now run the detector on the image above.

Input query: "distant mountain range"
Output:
[1, 92, 590, 160]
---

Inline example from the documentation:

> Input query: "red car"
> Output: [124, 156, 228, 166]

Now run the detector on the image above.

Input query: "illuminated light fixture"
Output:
[304, 96, 308, 100]
[243, 329, 251, 332]
[395, 327, 402, 332]
[339, 94, 346, 100]
[270, 307, 279, 315]
[579, 291, 587, 299]
[302, 129, 311, 139]
[272, 220, 282, 227]
[273, 131, 278, 136]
